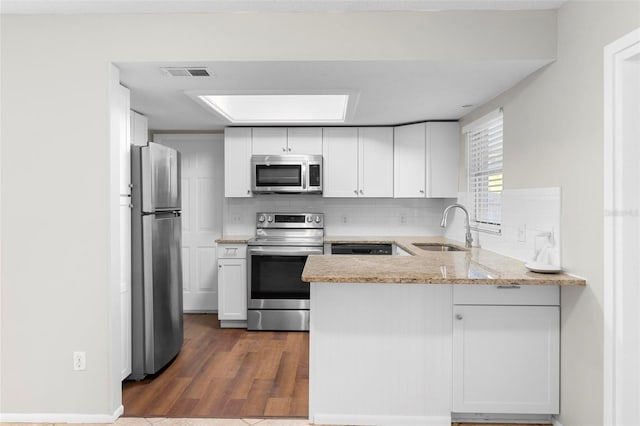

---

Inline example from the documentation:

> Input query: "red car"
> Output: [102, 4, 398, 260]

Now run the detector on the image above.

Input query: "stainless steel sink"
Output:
[413, 243, 465, 252]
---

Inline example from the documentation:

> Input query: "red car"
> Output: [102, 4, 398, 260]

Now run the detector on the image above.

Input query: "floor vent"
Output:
[161, 67, 213, 77]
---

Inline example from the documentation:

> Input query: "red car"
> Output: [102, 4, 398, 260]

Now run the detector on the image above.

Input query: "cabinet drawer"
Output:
[217, 244, 247, 259]
[453, 284, 559, 306]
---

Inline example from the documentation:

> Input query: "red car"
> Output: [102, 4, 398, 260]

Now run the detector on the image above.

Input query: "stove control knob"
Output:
[306, 216, 312, 223]
[258, 215, 265, 223]
[267, 215, 273, 222]
[315, 216, 321, 223]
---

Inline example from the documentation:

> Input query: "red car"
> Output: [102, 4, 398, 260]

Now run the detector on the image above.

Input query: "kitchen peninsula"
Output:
[302, 237, 585, 426]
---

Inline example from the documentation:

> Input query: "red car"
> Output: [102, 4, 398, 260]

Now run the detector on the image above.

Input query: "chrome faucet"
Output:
[440, 204, 473, 248]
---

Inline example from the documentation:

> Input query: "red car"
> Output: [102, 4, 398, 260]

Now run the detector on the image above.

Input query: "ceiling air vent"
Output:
[161, 67, 213, 77]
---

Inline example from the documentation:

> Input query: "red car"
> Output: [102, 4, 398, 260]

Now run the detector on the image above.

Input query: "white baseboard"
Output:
[312, 413, 450, 425]
[0, 404, 124, 423]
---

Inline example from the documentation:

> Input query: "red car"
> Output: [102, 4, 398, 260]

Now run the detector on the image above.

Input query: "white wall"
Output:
[225, 197, 450, 237]
[454, 2, 640, 425]
[0, 9, 557, 419]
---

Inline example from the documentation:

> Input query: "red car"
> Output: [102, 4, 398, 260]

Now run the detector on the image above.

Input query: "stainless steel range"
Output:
[247, 212, 324, 331]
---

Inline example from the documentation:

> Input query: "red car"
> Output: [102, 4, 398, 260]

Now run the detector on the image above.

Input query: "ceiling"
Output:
[4, 0, 562, 131]
[118, 59, 551, 131]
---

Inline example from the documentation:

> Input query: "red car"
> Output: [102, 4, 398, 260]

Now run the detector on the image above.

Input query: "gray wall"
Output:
[458, 2, 640, 425]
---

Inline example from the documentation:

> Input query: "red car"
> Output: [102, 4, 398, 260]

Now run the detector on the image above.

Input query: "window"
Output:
[464, 109, 503, 233]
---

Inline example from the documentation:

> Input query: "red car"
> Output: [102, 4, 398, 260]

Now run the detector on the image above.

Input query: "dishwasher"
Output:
[330, 243, 393, 255]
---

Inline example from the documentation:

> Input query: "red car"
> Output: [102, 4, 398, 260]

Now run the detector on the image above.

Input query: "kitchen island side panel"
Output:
[309, 282, 453, 426]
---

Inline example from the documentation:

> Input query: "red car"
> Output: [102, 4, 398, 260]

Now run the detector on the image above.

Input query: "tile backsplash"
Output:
[444, 187, 562, 266]
[223, 196, 452, 237]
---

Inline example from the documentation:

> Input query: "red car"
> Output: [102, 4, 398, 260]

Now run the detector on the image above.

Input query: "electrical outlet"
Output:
[518, 224, 527, 242]
[73, 351, 86, 371]
[341, 215, 347, 224]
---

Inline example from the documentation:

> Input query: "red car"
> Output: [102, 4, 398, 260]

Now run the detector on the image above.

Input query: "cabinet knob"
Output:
[359, 189, 364, 195]
[282, 147, 286, 152]
[419, 189, 425, 194]
[354, 190, 358, 194]
[456, 314, 463, 320]
[288, 147, 292, 152]
[128, 203, 133, 208]
[247, 189, 251, 194]
[218, 264, 222, 268]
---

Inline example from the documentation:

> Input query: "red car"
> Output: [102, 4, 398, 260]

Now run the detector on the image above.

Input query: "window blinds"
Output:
[466, 111, 503, 229]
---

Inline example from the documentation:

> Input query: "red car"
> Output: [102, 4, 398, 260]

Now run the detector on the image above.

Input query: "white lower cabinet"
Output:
[217, 244, 247, 326]
[452, 285, 560, 416]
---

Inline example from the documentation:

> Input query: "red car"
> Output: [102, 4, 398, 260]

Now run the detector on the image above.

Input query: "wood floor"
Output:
[122, 314, 309, 418]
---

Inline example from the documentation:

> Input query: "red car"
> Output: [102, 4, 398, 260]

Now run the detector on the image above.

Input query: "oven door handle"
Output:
[248, 246, 324, 256]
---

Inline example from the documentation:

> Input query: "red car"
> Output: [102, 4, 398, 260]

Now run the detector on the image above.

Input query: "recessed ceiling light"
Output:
[195, 93, 351, 124]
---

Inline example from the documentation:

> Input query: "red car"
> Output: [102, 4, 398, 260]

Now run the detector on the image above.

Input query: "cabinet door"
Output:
[218, 259, 247, 321]
[393, 123, 426, 198]
[287, 127, 323, 154]
[130, 110, 148, 147]
[452, 305, 559, 414]
[119, 196, 132, 380]
[252, 127, 287, 155]
[427, 122, 460, 198]
[358, 127, 393, 198]
[322, 127, 359, 197]
[224, 127, 253, 197]
[114, 85, 131, 196]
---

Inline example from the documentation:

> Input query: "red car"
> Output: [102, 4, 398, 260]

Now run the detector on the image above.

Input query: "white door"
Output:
[358, 127, 394, 198]
[224, 127, 253, 197]
[288, 127, 323, 154]
[251, 127, 287, 154]
[427, 122, 460, 198]
[452, 305, 560, 414]
[604, 28, 640, 426]
[119, 195, 132, 380]
[394, 123, 426, 198]
[155, 134, 224, 312]
[218, 258, 247, 320]
[322, 127, 359, 197]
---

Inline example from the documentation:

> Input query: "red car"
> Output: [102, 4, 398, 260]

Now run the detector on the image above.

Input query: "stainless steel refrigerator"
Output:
[130, 142, 184, 380]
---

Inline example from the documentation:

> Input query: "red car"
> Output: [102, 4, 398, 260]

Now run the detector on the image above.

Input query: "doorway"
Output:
[603, 27, 640, 426]
[154, 134, 224, 312]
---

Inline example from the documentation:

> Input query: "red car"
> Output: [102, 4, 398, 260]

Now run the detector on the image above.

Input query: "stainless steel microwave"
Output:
[251, 154, 323, 194]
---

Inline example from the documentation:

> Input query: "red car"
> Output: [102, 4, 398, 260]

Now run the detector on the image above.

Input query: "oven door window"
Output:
[251, 255, 309, 299]
[255, 165, 301, 187]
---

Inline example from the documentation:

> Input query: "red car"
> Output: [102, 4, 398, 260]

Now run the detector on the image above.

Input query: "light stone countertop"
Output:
[215, 236, 252, 244]
[304, 236, 586, 286]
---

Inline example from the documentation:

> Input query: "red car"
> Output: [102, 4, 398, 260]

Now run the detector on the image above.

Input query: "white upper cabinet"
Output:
[114, 84, 131, 197]
[322, 127, 359, 197]
[394, 123, 426, 198]
[130, 110, 148, 147]
[394, 122, 459, 198]
[224, 127, 253, 197]
[252, 127, 323, 155]
[251, 127, 288, 155]
[427, 122, 460, 197]
[287, 127, 323, 154]
[358, 127, 394, 198]
[323, 127, 393, 198]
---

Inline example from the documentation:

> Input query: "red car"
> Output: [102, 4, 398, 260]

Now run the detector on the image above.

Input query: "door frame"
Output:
[603, 27, 640, 426]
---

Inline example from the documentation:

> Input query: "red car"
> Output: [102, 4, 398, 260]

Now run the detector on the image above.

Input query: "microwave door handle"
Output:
[301, 165, 307, 190]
